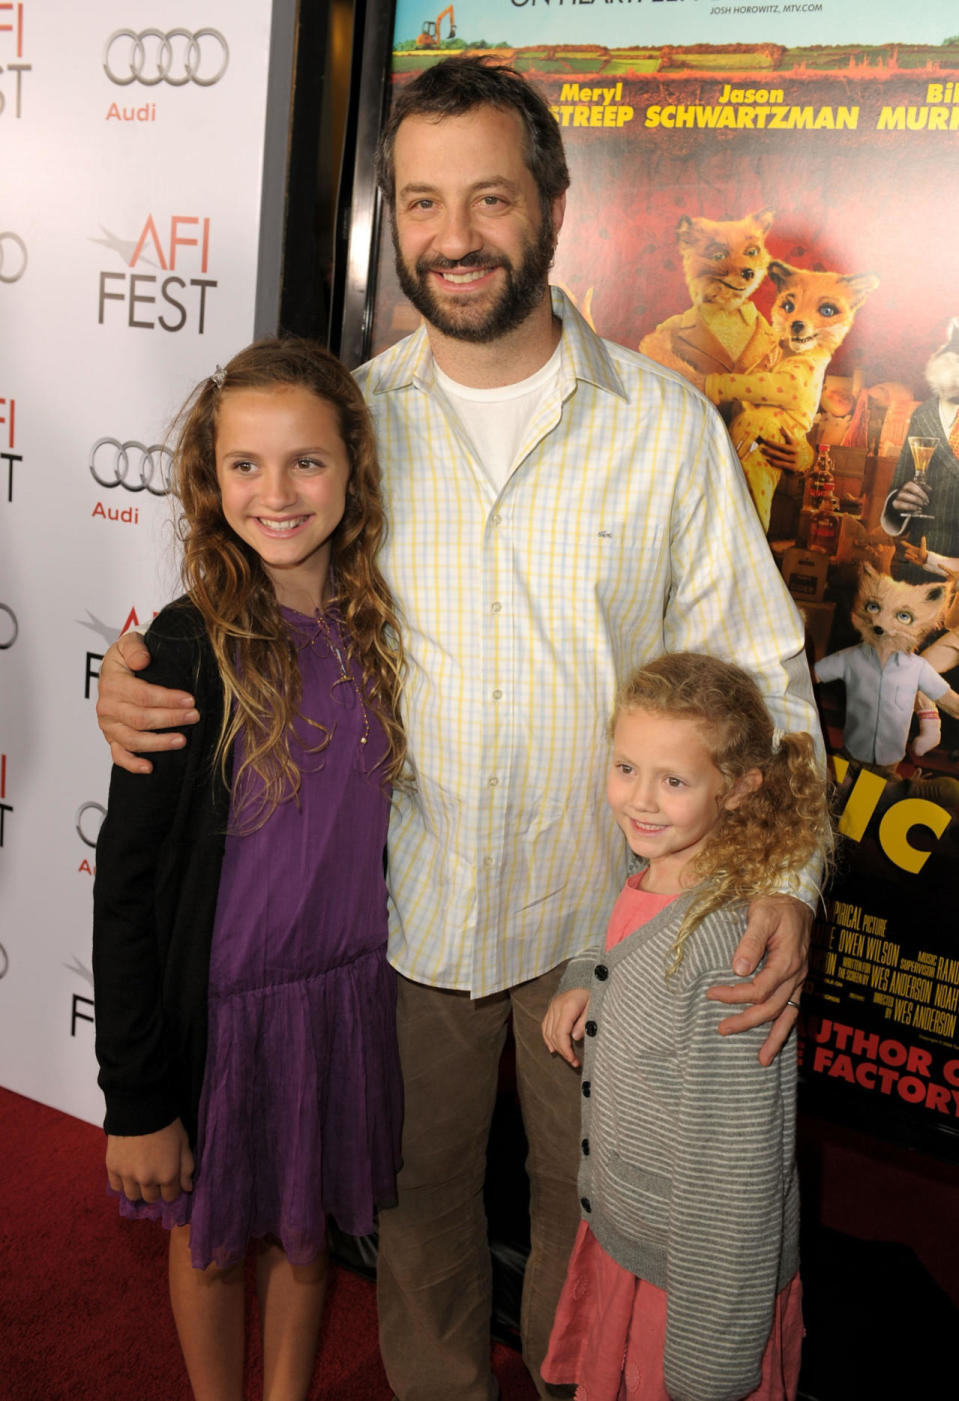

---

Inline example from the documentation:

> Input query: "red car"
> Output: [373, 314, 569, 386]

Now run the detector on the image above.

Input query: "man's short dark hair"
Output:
[375, 57, 570, 218]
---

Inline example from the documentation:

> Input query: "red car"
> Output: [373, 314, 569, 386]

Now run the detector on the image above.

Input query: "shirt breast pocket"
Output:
[532, 504, 666, 617]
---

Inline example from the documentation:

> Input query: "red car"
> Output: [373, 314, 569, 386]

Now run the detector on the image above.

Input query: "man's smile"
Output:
[433, 266, 495, 286]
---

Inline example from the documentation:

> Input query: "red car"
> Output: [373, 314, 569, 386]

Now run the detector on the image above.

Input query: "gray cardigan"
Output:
[559, 886, 799, 1401]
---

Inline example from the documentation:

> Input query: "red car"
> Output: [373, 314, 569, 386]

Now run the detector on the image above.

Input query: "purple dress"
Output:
[119, 606, 402, 1269]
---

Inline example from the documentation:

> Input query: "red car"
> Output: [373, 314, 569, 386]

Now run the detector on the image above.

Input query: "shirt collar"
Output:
[364, 286, 627, 402]
[865, 647, 907, 671]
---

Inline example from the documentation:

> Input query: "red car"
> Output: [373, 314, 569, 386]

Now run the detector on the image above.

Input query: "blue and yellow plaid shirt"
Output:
[356, 290, 820, 996]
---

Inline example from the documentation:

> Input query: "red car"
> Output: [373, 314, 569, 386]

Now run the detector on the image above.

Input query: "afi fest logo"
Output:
[0, 230, 27, 283]
[0, 394, 23, 503]
[97, 213, 216, 333]
[0, 2, 30, 119]
[0, 753, 12, 849]
[80, 604, 158, 701]
[66, 955, 94, 1036]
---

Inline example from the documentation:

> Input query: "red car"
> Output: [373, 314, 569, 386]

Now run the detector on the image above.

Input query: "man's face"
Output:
[391, 105, 563, 344]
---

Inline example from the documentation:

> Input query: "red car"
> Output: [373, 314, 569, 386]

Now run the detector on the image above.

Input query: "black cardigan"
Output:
[93, 598, 229, 1146]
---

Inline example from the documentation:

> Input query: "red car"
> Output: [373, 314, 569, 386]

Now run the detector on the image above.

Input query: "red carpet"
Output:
[6, 1085, 959, 1400]
[0, 1088, 537, 1401]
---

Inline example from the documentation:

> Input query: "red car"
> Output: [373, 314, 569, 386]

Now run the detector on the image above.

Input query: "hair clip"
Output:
[210, 365, 227, 390]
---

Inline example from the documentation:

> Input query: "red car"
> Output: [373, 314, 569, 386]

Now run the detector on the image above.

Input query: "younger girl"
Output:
[541, 652, 831, 1401]
[93, 340, 405, 1401]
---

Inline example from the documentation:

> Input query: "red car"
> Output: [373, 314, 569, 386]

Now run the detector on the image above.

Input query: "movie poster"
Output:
[371, 1, 959, 1153]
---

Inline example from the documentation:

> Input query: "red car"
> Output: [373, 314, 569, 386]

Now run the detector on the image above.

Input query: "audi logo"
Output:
[76, 802, 107, 849]
[0, 232, 27, 284]
[104, 28, 229, 87]
[89, 438, 173, 496]
[0, 604, 18, 650]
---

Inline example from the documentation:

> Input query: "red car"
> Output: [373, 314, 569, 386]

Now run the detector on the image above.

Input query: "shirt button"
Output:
[580, 1196, 592, 1213]
[585, 1020, 597, 1038]
[490, 513, 502, 526]
[594, 964, 609, 981]
[492, 689, 502, 700]
[491, 601, 502, 613]
[582, 1081, 591, 1098]
[483, 856, 494, 868]
[581, 1137, 590, 1157]
[488, 776, 499, 787]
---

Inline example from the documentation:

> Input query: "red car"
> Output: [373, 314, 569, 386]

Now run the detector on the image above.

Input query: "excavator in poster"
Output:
[417, 7, 456, 49]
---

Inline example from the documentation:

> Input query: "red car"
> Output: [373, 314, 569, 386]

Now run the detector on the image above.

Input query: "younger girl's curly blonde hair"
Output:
[611, 652, 832, 975]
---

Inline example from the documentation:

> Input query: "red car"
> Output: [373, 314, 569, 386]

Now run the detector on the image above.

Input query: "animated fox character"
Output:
[814, 562, 959, 771]
[639, 208, 779, 379]
[706, 262, 879, 529]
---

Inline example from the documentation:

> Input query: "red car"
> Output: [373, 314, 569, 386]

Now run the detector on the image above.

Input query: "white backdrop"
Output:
[0, 1, 292, 1125]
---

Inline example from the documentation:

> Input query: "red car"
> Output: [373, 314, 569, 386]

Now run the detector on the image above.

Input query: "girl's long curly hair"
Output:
[612, 652, 832, 975]
[171, 337, 405, 825]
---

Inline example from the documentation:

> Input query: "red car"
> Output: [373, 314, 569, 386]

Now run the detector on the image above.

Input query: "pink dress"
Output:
[542, 874, 803, 1401]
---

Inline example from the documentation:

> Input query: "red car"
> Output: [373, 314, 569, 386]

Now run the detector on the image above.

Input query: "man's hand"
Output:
[706, 894, 811, 1066]
[891, 480, 930, 517]
[542, 988, 591, 1067]
[96, 632, 198, 774]
[106, 1118, 195, 1203]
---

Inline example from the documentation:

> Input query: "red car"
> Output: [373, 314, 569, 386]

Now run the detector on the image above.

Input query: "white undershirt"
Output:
[434, 343, 563, 493]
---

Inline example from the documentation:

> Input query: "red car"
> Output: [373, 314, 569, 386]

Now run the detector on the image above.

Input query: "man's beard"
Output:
[393, 215, 555, 344]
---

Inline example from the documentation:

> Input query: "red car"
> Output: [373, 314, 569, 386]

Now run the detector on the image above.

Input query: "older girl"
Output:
[94, 340, 405, 1400]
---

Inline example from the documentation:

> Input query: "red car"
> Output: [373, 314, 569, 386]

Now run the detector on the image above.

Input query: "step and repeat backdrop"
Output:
[0, 2, 287, 1125]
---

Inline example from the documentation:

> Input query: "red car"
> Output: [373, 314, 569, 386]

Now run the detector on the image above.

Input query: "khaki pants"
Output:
[377, 966, 582, 1401]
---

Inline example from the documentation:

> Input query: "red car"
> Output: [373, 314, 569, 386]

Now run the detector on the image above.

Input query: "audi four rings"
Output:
[75, 802, 107, 850]
[0, 604, 18, 651]
[0, 232, 27, 284]
[89, 438, 174, 495]
[103, 28, 229, 87]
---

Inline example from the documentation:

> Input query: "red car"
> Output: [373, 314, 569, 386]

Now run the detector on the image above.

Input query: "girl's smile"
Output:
[215, 385, 351, 612]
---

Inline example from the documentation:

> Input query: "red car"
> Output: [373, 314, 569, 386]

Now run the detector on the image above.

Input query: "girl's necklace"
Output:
[310, 611, 370, 747]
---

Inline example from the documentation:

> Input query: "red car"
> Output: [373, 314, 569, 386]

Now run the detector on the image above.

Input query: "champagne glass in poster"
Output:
[360, 0, 959, 1155]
